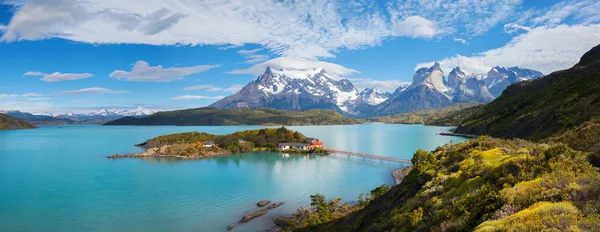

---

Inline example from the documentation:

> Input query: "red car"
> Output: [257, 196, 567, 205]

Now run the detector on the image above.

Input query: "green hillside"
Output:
[372, 102, 482, 126]
[104, 107, 359, 126]
[280, 45, 600, 231]
[0, 113, 37, 130]
[455, 44, 600, 163]
[293, 137, 599, 231]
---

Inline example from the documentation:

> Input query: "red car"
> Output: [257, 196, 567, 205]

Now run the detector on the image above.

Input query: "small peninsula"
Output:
[104, 107, 359, 126]
[108, 127, 327, 159]
[0, 113, 37, 130]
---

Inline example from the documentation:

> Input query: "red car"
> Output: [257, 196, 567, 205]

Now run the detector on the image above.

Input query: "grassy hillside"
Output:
[104, 107, 359, 126]
[454, 44, 600, 164]
[372, 102, 482, 126]
[0, 113, 37, 130]
[290, 137, 600, 231]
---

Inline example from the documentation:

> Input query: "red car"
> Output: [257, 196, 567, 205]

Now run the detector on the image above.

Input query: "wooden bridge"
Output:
[325, 149, 412, 164]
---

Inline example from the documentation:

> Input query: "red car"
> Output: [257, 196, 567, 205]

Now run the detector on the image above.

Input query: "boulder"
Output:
[240, 209, 268, 223]
[257, 200, 271, 207]
[267, 202, 284, 209]
[227, 225, 233, 230]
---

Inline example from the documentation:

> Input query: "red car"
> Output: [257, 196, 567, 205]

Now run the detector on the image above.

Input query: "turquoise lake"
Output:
[0, 124, 467, 232]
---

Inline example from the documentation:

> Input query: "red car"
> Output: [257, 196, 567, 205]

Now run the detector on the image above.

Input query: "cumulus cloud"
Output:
[0, 0, 524, 59]
[109, 61, 219, 82]
[24, 71, 93, 82]
[416, 24, 600, 75]
[170, 95, 224, 100]
[183, 85, 222, 91]
[58, 87, 128, 95]
[229, 57, 359, 78]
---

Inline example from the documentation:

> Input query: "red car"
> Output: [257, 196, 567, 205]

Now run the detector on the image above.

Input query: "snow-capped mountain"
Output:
[359, 88, 392, 105]
[210, 67, 361, 113]
[375, 63, 542, 115]
[484, 66, 544, 97]
[2, 107, 157, 125]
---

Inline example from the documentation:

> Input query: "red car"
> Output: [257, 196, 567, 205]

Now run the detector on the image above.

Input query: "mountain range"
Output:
[210, 64, 543, 116]
[1, 107, 156, 125]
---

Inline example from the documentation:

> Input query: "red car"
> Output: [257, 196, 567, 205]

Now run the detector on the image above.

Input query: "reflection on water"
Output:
[0, 124, 465, 232]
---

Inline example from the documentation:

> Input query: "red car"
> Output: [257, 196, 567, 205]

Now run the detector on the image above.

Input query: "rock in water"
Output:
[257, 200, 271, 207]
[227, 225, 233, 230]
[240, 209, 268, 223]
[267, 202, 284, 209]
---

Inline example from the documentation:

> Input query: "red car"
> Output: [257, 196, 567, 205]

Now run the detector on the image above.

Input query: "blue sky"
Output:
[0, 0, 599, 114]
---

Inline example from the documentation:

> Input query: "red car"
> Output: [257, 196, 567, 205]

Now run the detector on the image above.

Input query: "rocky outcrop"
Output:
[267, 202, 284, 209]
[227, 225, 233, 230]
[257, 200, 271, 207]
[240, 209, 268, 223]
[392, 166, 413, 186]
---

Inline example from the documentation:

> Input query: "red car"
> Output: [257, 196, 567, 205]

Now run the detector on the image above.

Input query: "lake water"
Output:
[0, 124, 466, 232]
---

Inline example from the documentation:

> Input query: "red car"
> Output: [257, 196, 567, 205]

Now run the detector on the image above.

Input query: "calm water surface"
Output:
[0, 124, 466, 232]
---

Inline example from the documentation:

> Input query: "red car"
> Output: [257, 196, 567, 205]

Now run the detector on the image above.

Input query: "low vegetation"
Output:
[0, 113, 37, 130]
[455, 44, 600, 164]
[293, 137, 600, 231]
[132, 127, 324, 158]
[104, 107, 360, 126]
[372, 103, 482, 126]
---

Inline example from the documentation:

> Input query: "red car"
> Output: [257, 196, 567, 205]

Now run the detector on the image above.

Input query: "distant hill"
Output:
[1, 107, 155, 125]
[0, 113, 37, 130]
[455, 44, 600, 163]
[104, 107, 360, 126]
[372, 102, 482, 126]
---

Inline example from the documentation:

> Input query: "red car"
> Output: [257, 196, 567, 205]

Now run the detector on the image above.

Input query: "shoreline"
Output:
[439, 131, 479, 139]
[391, 166, 413, 185]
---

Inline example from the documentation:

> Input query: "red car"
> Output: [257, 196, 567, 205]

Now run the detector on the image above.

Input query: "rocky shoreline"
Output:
[107, 144, 231, 160]
[392, 166, 412, 186]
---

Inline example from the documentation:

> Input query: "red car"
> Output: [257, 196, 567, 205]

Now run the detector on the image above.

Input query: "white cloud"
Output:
[416, 24, 600, 75]
[109, 61, 219, 82]
[237, 48, 269, 64]
[350, 79, 411, 93]
[23, 93, 44, 97]
[0, 94, 19, 99]
[223, 84, 245, 93]
[28, 97, 52, 101]
[24, 71, 93, 82]
[0, 0, 523, 59]
[229, 57, 359, 78]
[183, 85, 222, 91]
[388, 0, 522, 36]
[503, 23, 531, 34]
[58, 87, 128, 95]
[392, 16, 439, 38]
[453, 37, 468, 45]
[170, 95, 225, 100]
[524, 0, 600, 27]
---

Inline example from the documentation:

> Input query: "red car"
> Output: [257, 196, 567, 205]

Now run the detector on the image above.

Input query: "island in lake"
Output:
[108, 127, 328, 160]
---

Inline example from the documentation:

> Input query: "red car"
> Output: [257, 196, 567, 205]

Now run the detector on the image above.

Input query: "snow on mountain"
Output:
[34, 112, 54, 117]
[484, 66, 544, 97]
[359, 88, 391, 105]
[447, 67, 468, 89]
[211, 67, 360, 113]
[120, 107, 156, 116]
[412, 62, 449, 94]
